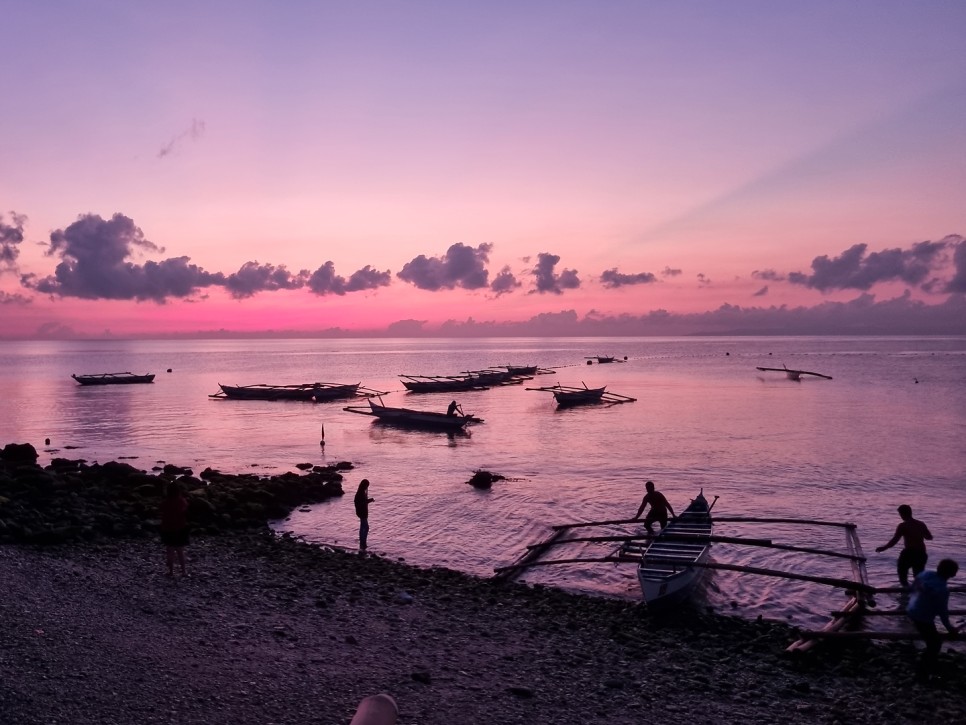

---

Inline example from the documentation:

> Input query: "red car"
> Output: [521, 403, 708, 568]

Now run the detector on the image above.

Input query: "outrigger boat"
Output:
[756, 365, 832, 381]
[504, 365, 555, 377]
[622, 491, 715, 608]
[343, 397, 483, 430]
[399, 374, 490, 393]
[72, 372, 155, 385]
[585, 355, 625, 364]
[526, 382, 637, 407]
[211, 382, 383, 401]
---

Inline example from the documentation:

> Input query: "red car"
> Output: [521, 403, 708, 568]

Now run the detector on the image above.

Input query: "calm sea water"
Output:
[3, 336, 965, 628]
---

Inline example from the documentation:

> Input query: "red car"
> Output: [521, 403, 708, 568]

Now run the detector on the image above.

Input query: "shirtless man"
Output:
[876, 504, 933, 588]
[634, 480, 676, 534]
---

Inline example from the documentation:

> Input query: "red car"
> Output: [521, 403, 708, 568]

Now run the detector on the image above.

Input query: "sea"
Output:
[3, 336, 965, 630]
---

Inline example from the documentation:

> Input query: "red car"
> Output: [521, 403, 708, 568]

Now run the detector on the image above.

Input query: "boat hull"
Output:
[72, 373, 155, 385]
[345, 400, 481, 430]
[636, 491, 712, 608]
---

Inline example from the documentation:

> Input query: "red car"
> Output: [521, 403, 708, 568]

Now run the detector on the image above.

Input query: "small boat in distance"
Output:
[72, 372, 155, 385]
[626, 490, 715, 608]
[756, 365, 833, 381]
[400, 374, 490, 393]
[211, 382, 378, 401]
[526, 382, 637, 407]
[343, 397, 483, 430]
[585, 355, 626, 364]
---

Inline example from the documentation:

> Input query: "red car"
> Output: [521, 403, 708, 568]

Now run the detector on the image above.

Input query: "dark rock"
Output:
[1, 443, 39, 463]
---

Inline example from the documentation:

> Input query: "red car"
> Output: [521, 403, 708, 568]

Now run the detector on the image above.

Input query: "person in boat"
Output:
[633, 480, 676, 534]
[875, 505, 933, 588]
[354, 479, 374, 553]
[446, 400, 460, 417]
[907, 558, 960, 683]
[160, 481, 189, 577]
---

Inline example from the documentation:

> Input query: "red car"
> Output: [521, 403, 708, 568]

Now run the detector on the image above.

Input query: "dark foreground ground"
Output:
[2, 532, 965, 725]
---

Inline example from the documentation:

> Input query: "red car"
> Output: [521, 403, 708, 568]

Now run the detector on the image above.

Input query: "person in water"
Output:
[876, 505, 933, 588]
[907, 558, 960, 683]
[634, 480, 676, 534]
[446, 400, 459, 416]
[160, 481, 189, 576]
[354, 479, 374, 553]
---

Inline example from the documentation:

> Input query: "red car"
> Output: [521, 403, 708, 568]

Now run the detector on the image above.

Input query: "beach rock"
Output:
[1, 443, 38, 463]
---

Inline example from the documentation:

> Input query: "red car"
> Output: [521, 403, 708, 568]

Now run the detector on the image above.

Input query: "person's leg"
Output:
[165, 546, 175, 575]
[176, 546, 187, 575]
[897, 549, 912, 587]
[360, 519, 369, 550]
[911, 550, 928, 577]
[912, 619, 941, 682]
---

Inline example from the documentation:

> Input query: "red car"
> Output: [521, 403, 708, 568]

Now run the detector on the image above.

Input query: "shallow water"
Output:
[3, 335, 965, 628]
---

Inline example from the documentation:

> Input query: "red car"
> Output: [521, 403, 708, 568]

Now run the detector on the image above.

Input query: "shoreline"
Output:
[2, 444, 966, 723]
[3, 533, 966, 724]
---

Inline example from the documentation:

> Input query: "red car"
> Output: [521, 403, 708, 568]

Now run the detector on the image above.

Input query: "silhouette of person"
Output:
[446, 400, 459, 416]
[907, 559, 960, 683]
[876, 505, 933, 588]
[634, 481, 676, 534]
[160, 481, 189, 576]
[354, 479, 374, 553]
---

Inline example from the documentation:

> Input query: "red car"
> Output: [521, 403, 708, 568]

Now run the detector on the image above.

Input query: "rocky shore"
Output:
[2, 443, 965, 724]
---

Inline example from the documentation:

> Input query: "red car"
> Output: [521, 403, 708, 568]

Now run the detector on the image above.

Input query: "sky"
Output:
[2, 0, 965, 338]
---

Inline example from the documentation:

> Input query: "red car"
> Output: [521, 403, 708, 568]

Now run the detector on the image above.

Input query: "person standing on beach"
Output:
[875, 505, 933, 588]
[354, 479, 374, 553]
[160, 481, 189, 576]
[907, 558, 960, 683]
[634, 480, 675, 534]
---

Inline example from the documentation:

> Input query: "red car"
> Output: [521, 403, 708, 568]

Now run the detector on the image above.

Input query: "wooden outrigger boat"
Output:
[622, 491, 715, 608]
[505, 365, 556, 377]
[756, 364, 832, 381]
[72, 372, 155, 385]
[343, 397, 483, 430]
[585, 355, 626, 364]
[211, 382, 383, 401]
[526, 382, 637, 407]
[400, 374, 490, 393]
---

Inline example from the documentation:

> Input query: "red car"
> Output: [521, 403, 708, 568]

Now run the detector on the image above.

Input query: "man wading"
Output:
[876, 505, 933, 588]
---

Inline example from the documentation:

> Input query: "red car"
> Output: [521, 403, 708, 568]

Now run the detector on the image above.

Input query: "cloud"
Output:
[306, 262, 391, 296]
[386, 319, 427, 335]
[24, 213, 225, 302]
[223, 262, 307, 299]
[489, 266, 521, 296]
[531, 252, 580, 294]
[753, 286, 769, 297]
[0, 211, 27, 268]
[697, 273, 712, 286]
[752, 269, 785, 281]
[158, 119, 206, 159]
[430, 293, 966, 337]
[397, 243, 492, 291]
[0, 290, 32, 305]
[600, 268, 657, 288]
[945, 237, 966, 293]
[788, 239, 949, 292]
[661, 267, 682, 277]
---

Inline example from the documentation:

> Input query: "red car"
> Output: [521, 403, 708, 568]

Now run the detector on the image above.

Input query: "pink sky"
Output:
[2, 1, 965, 338]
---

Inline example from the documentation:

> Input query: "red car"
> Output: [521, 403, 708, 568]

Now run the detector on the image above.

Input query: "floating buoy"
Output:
[45, 437, 51, 446]
[167, 368, 172, 373]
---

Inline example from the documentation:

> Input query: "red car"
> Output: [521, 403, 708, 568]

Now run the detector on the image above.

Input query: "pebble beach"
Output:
[2, 444, 966, 724]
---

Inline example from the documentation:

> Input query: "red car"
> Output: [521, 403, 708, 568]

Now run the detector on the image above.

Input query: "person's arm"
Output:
[634, 498, 647, 520]
[923, 524, 933, 541]
[875, 526, 902, 552]
[939, 592, 957, 632]
[368, 497, 374, 503]
[665, 497, 675, 519]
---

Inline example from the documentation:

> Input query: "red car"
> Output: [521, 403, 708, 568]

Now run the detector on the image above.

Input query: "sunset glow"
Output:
[2, 1, 964, 338]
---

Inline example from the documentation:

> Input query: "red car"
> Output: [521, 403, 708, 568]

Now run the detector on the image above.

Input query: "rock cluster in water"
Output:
[0, 442, 350, 544]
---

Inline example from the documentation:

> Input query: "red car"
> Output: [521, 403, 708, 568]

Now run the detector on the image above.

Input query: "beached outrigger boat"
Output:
[623, 491, 714, 608]
[72, 372, 155, 385]
[211, 382, 371, 401]
[343, 397, 483, 430]
[756, 365, 832, 381]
